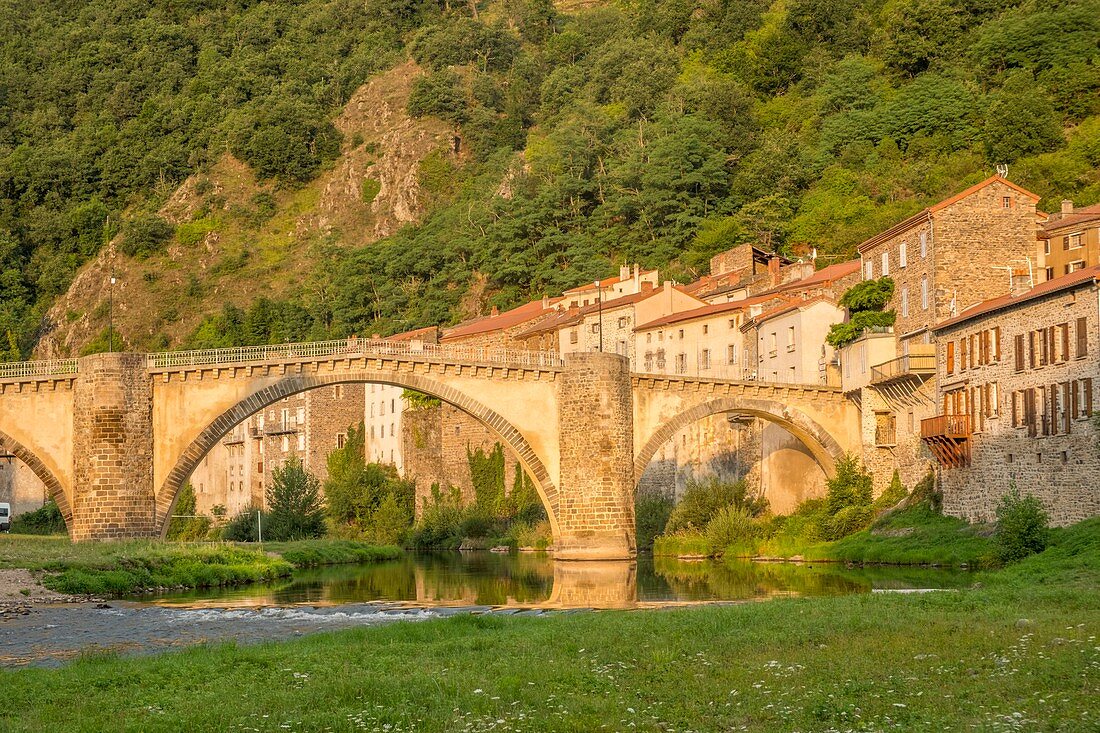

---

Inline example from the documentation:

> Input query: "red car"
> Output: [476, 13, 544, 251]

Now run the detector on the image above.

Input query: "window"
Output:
[700, 349, 711, 370]
[1044, 240, 1051, 255]
[920, 231, 927, 259]
[336, 433, 346, 449]
[678, 329, 685, 339]
[703, 324, 709, 334]
[874, 411, 896, 446]
[333, 385, 343, 400]
[864, 260, 873, 280]
[297, 434, 305, 451]
[788, 365, 796, 382]
[768, 332, 778, 356]
[1068, 232, 1083, 249]
[618, 316, 628, 328]
[296, 407, 305, 424]
[901, 286, 909, 317]
[675, 353, 687, 374]
[1076, 317, 1088, 358]
[1045, 267, 1055, 281]
[787, 326, 796, 350]
[728, 318, 737, 329]
[881, 251, 889, 276]
[946, 341, 955, 373]
[727, 344, 737, 365]
[281, 436, 289, 452]
[644, 351, 654, 371]
[591, 324, 599, 334]
[1067, 260, 1086, 273]
[899, 242, 907, 268]
[569, 329, 578, 345]
[921, 276, 928, 310]
[1002, 196, 1012, 208]
[381, 425, 385, 438]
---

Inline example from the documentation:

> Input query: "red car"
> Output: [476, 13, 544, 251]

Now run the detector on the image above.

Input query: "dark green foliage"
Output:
[9, 501, 67, 535]
[828, 277, 897, 347]
[994, 487, 1050, 563]
[665, 478, 768, 534]
[635, 491, 675, 550]
[403, 390, 442, 410]
[872, 470, 908, 512]
[268, 540, 402, 568]
[166, 483, 212, 541]
[119, 215, 174, 259]
[264, 458, 327, 541]
[468, 444, 507, 519]
[817, 455, 874, 541]
[983, 72, 1065, 163]
[508, 462, 545, 525]
[408, 71, 469, 125]
[222, 508, 263, 543]
[324, 423, 415, 543]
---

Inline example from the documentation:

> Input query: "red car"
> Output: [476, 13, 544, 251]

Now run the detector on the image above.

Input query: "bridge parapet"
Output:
[0, 358, 79, 385]
[146, 339, 564, 373]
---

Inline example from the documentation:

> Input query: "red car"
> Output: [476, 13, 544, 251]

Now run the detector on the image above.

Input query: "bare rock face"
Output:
[36, 61, 456, 358]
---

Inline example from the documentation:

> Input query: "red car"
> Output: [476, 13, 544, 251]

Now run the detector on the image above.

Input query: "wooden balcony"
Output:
[869, 352, 936, 386]
[920, 414, 971, 468]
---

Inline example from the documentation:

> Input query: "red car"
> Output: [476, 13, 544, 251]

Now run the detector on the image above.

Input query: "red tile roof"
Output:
[745, 295, 835, 327]
[1040, 203, 1100, 235]
[934, 265, 1100, 331]
[515, 287, 678, 338]
[770, 259, 860, 294]
[634, 292, 778, 330]
[858, 176, 1041, 253]
[562, 270, 657, 294]
[441, 297, 562, 341]
[386, 325, 438, 342]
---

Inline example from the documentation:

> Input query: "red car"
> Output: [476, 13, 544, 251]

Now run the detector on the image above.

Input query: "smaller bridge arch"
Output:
[0, 429, 73, 528]
[157, 370, 561, 539]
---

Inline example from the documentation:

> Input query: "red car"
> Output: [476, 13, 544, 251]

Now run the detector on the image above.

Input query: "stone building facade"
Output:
[928, 266, 1100, 525]
[0, 454, 47, 518]
[1037, 200, 1100, 282]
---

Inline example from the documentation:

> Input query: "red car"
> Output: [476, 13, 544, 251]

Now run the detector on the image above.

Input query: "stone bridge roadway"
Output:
[0, 340, 858, 559]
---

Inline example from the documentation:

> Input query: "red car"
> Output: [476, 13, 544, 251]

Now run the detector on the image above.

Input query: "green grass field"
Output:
[1, 519, 1096, 732]
[0, 535, 399, 595]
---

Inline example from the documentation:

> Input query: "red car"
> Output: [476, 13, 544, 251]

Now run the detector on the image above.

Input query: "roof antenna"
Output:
[996, 163, 1009, 178]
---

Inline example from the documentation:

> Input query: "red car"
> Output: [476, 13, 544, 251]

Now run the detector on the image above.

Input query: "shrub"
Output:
[705, 506, 760, 555]
[906, 471, 942, 513]
[817, 455, 874, 540]
[222, 508, 263, 542]
[119, 214, 175, 258]
[873, 470, 909, 513]
[265, 458, 327, 541]
[653, 531, 712, 557]
[666, 478, 768, 533]
[409, 485, 466, 549]
[9, 501, 67, 535]
[994, 487, 1050, 563]
[166, 483, 212, 541]
[636, 490, 674, 550]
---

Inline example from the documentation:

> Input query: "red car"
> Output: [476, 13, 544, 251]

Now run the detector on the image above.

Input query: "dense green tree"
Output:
[265, 457, 326, 541]
[983, 72, 1065, 163]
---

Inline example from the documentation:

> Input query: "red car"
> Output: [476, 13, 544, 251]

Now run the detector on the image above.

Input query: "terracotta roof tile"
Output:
[441, 297, 562, 341]
[515, 287, 680, 338]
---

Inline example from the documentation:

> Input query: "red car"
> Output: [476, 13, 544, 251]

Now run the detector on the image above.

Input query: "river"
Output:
[0, 552, 972, 667]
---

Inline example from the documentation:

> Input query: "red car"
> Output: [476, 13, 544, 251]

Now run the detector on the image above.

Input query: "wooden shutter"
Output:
[960, 338, 968, 370]
[1086, 378, 1094, 416]
[1025, 389, 1036, 437]
[1015, 334, 1025, 371]
[946, 341, 955, 373]
[1063, 235, 1071, 250]
[1028, 331, 1037, 368]
[1049, 327, 1057, 363]
[1072, 380, 1080, 420]
[1076, 317, 1088, 358]
[1063, 382, 1072, 434]
[1011, 390, 1018, 427]
[1061, 324, 1070, 363]
[994, 326, 1001, 361]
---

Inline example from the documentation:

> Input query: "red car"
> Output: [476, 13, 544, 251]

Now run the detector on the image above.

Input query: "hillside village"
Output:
[7, 174, 1097, 533]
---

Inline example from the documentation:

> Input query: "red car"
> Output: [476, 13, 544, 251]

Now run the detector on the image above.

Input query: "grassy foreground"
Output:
[2, 521, 1097, 732]
[0, 535, 400, 595]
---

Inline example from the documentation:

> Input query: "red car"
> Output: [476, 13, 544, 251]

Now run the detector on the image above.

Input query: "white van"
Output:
[0, 503, 10, 531]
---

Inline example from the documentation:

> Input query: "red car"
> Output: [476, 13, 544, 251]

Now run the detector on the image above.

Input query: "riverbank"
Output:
[1, 518, 1096, 731]
[0, 536, 401, 598]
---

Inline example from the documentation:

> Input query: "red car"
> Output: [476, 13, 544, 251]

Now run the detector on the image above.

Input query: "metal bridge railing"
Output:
[0, 359, 79, 380]
[146, 339, 565, 371]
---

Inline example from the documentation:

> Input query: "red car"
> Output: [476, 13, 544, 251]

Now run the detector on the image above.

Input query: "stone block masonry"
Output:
[555, 352, 636, 560]
[71, 353, 157, 540]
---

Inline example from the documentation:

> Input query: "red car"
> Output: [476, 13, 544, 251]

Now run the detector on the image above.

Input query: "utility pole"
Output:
[109, 273, 116, 352]
[594, 280, 604, 352]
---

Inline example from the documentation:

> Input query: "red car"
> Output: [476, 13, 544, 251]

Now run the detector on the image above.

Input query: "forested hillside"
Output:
[1, 0, 1098, 357]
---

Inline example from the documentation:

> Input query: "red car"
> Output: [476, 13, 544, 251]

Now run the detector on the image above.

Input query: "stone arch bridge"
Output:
[0, 341, 858, 559]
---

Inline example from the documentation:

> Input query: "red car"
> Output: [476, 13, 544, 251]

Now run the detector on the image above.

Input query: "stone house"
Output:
[0, 450, 47, 519]
[926, 265, 1100, 526]
[846, 176, 1041, 494]
[1037, 200, 1100, 282]
[743, 297, 844, 386]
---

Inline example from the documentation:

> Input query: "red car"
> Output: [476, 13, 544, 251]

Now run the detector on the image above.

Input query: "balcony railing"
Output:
[920, 414, 971, 439]
[870, 353, 936, 385]
[921, 414, 971, 468]
[875, 424, 897, 447]
[0, 359, 79, 381]
[146, 339, 565, 371]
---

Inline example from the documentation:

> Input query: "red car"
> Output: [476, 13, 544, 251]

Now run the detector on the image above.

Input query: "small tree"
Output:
[265, 457, 326, 541]
[994, 487, 1050, 563]
[817, 454, 874, 540]
[827, 277, 897, 348]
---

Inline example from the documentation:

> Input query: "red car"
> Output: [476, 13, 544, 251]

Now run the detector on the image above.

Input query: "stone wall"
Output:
[857, 382, 937, 494]
[306, 382, 366, 483]
[556, 352, 635, 559]
[759, 422, 826, 513]
[71, 353, 156, 540]
[935, 283, 1100, 525]
[0, 458, 47, 517]
[636, 414, 761, 500]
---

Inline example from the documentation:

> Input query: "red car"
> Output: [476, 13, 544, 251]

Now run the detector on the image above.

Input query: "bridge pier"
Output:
[71, 353, 157, 540]
[554, 352, 636, 560]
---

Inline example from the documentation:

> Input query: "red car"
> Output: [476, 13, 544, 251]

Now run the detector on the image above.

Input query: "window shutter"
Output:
[1028, 331, 1036, 368]
[960, 338, 968, 370]
[1063, 235, 1070, 250]
[994, 327, 1001, 361]
[1076, 317, 1088, 357]
[946, 341, 955, 373]
[1072, 380, 1080, 420]
[1014, 334, 1025, 371]
[1011, 390, 1018, 427]
[1086, 378, 1094, 416]
[1060, 324, 1070, 362]
[1049, 327, 1057, 364]
[1063, 383, 1072, 434]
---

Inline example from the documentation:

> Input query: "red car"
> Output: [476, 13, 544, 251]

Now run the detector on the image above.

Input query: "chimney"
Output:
[641, 281, 655, 291]
[1010, 268, 1032, 296]
[542, 295, 550, 309]
[1061, 199, 1074, 215]
[619, 264, 630, 281]
[490, 306, 499, 317]
[768, 256, 781, 286]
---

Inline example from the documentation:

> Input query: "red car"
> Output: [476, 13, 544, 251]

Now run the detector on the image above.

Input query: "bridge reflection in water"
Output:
[148, 553, 972, 610]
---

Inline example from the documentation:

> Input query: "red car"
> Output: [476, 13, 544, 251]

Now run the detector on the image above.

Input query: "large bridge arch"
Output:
[156, 370, 561, 539]
[633, 396, 848, 490]
[0, 428, 73, 528]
